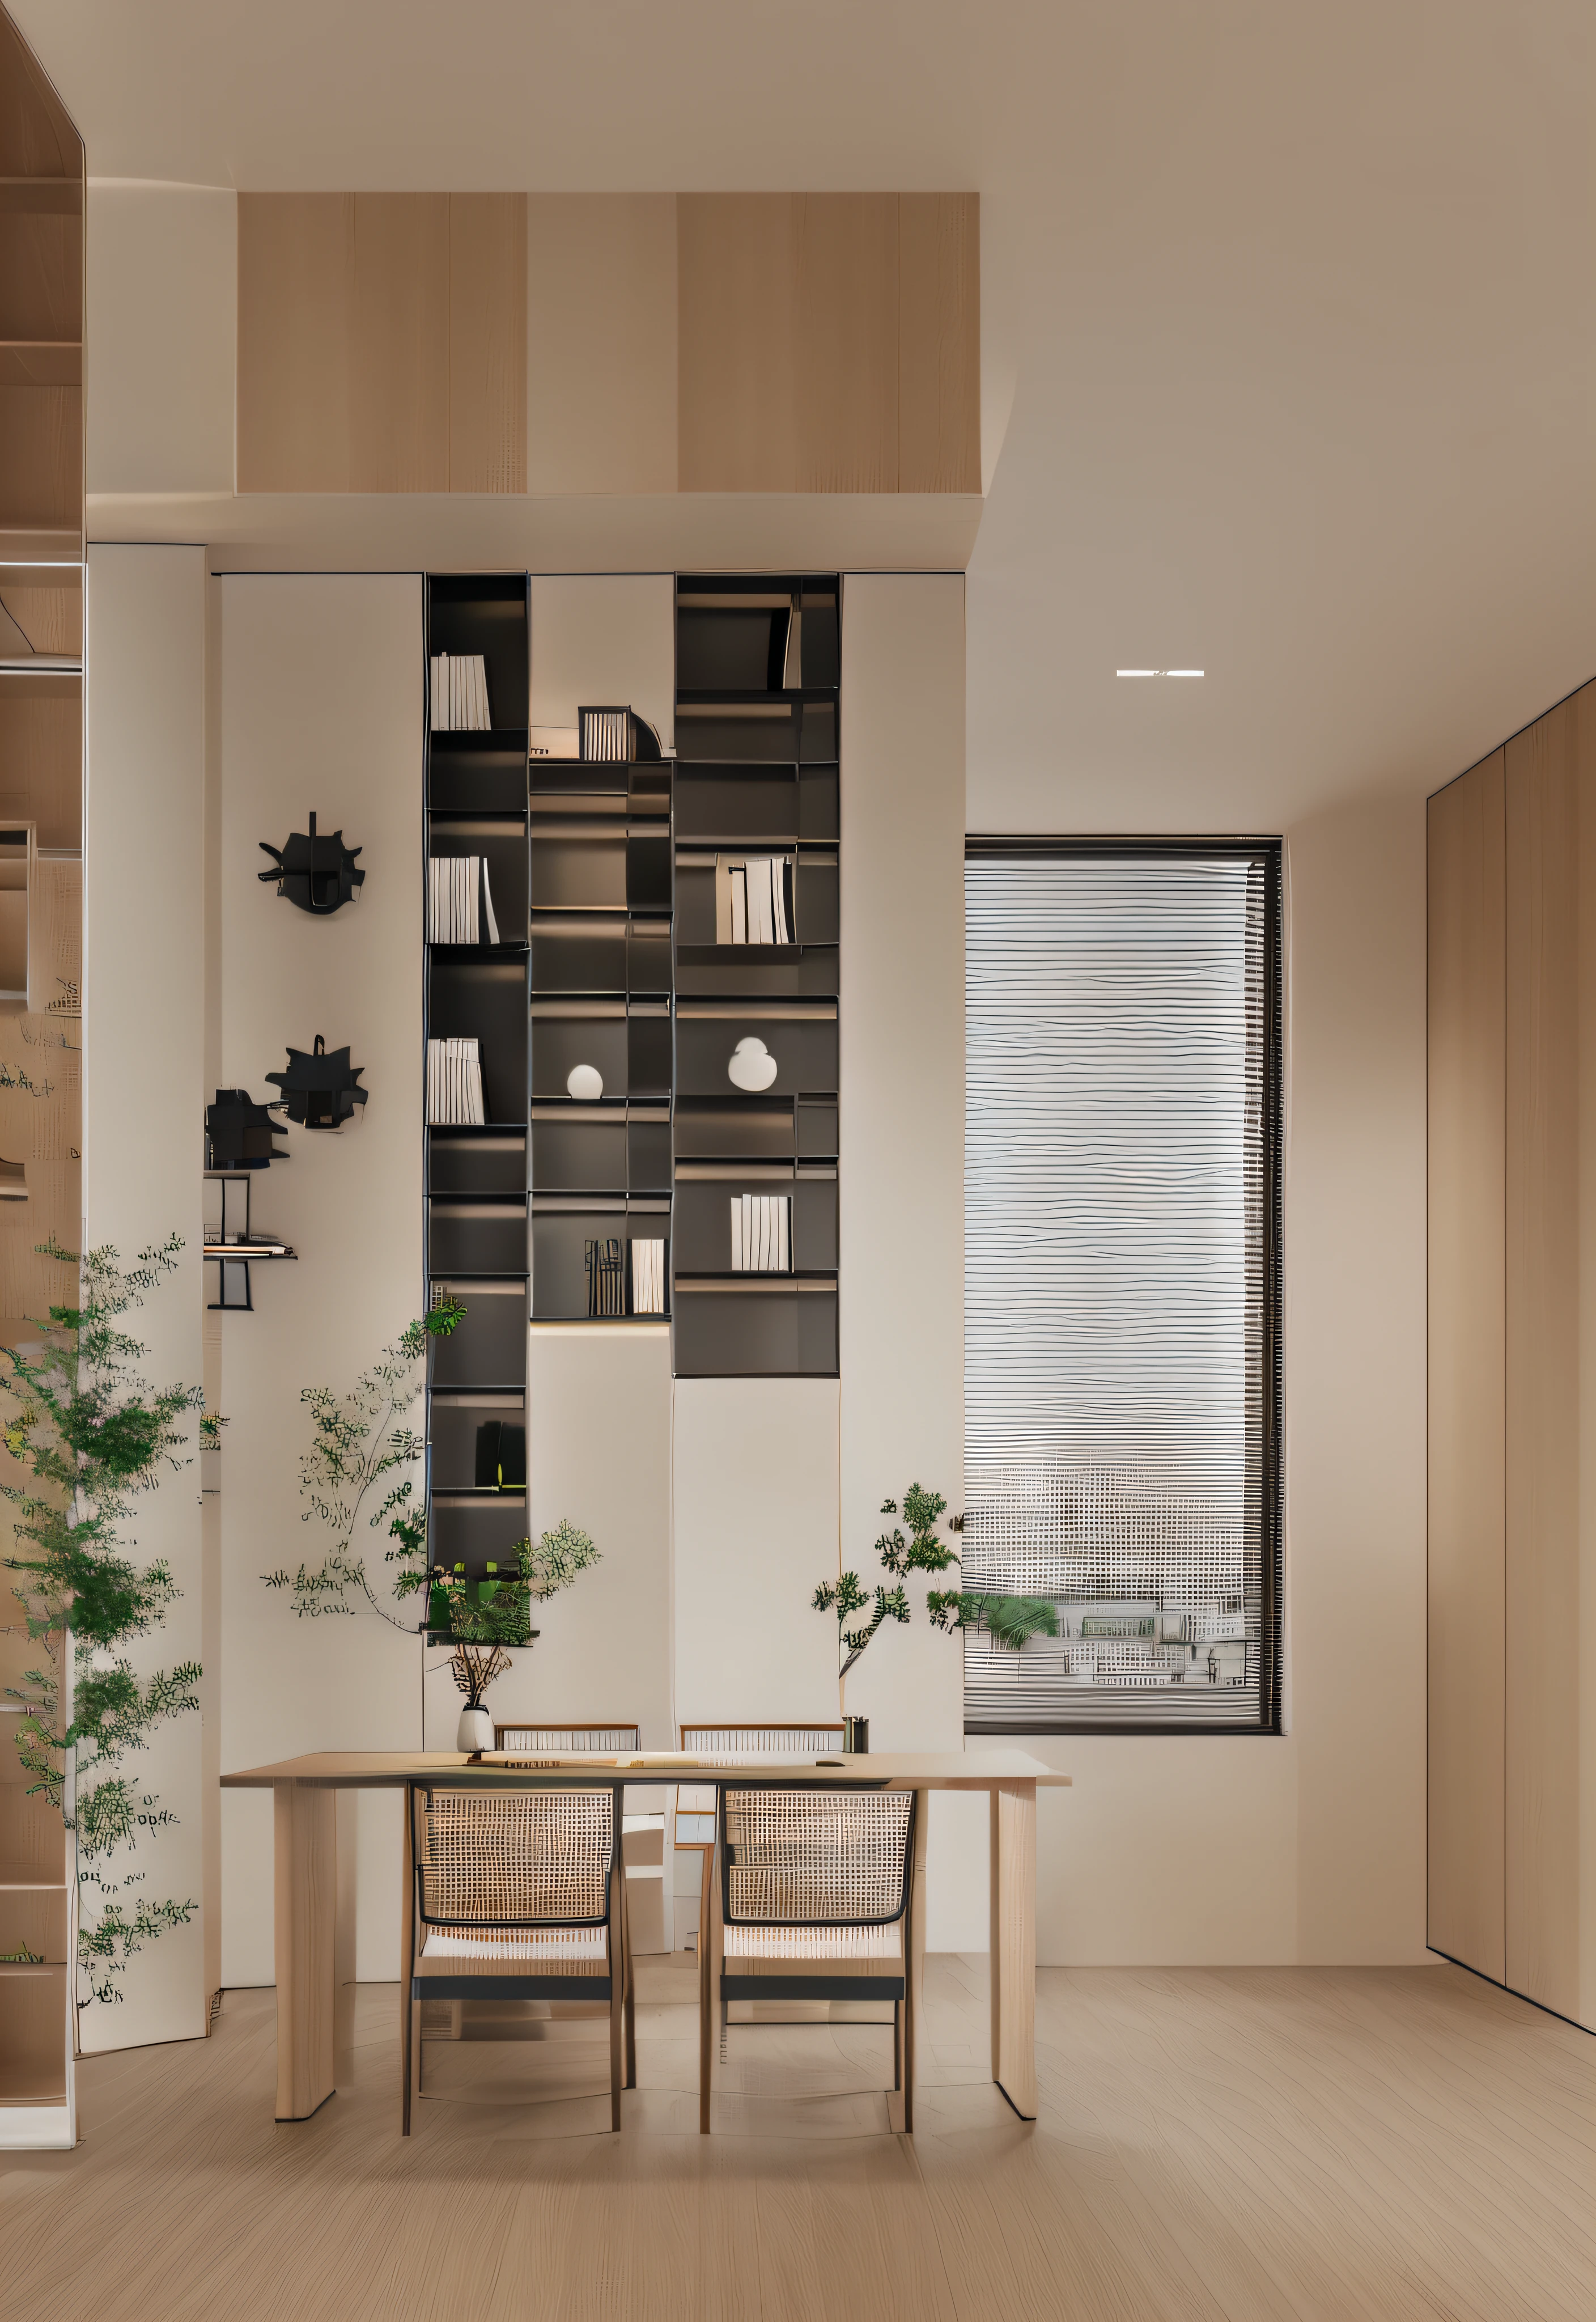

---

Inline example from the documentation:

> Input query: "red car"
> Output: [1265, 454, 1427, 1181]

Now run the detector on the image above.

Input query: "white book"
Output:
[429, 656, 443, 731]
[729, 866, 746, 946]
[778, 1197, 789, 1272]
[467, 1045, 486, 1125]
[481, 859, 499, 945]
[731, 1195, 744, 1272]
[464, 855, 478, 947]
[748, 862, 773, 946]
[772, 858, 791, 945]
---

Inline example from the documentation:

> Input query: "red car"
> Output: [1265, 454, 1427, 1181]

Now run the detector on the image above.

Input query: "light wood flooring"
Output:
[1, 1955, 1592, 2321]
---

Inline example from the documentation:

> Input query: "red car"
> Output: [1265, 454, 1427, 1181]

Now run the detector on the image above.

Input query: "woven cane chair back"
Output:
[721, 1786, 914, 1930]
[418, 1786, 617, 1930]
[494, 1724, 640, 1753]
[680, 1723, 844, 1756]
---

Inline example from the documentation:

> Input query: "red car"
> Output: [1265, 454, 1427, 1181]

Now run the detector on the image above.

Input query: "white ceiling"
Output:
[19, 0, 1596, 827]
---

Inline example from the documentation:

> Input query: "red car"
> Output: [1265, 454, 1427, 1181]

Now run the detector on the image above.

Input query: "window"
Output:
[962, 841, 1282, 1733]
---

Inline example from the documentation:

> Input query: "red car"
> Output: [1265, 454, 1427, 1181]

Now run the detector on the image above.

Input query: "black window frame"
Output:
[962, 834, 1284, 1737]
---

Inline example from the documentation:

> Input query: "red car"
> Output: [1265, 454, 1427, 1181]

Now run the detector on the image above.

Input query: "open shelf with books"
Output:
[425, 575, 530, 1600]
[671, 575, 840, 1377]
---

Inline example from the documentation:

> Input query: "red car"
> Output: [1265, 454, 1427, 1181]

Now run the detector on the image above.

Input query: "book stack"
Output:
[427, 856, 501, 945]
[429, 654, 491, 731]
[426, 1037, 487, 1125]
[730, 1193, 791, 1273]
[715, 855, 793, 946]
[585, 1236, 626, 1316]
[579, 707, 632, 762]
[630, 1238, 667, 1314]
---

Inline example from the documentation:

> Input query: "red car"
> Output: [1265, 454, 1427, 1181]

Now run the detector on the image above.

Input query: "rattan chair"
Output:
[402, 1779, 634, 2133]
[673, 1724, 848, 1954]
[698, 1782, 918, 2134]
[493, 1723, 641, 1753]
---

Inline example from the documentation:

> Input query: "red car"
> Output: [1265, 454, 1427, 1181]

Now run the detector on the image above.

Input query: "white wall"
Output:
[86, 183, 236, 497]
[216, 574, 423, 1985]
[672, 1379, 839, 1724]
[837, 574, 985, 1943]
[82, 544, 209, 2046]
[961, 773, 1430, 1964]
[529, 575, 675, 751]
[424, 1327, 673, 1748]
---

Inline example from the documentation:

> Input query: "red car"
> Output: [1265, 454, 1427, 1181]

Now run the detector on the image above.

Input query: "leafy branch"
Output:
[1, 1236, 203, 2006]
[262, 1296, 465, 1626]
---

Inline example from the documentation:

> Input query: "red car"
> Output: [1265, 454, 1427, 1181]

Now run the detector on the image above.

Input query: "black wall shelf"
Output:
[422, 566, 837, 1587]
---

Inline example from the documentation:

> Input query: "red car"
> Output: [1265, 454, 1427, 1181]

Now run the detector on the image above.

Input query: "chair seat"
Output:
[419, 1927, 608, 1970]
[723, 1924, 902, 1960]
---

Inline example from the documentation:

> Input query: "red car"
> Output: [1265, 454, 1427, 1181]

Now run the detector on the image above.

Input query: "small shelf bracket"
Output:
[203, 1172, 296, 1311]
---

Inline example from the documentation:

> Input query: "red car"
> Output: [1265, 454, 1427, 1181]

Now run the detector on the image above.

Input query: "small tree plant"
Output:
[427, 1519, 601, 1644]
[1, 1237, 205, 2007]
[262, 1296, 466, 1626]
[815, 1481, 1058, 1704]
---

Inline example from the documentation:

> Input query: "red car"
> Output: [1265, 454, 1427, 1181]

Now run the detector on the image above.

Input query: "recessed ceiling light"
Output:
[1117, 668, 1204, 678]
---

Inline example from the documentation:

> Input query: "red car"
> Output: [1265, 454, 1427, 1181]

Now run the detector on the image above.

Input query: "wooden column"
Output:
[1504, 687, 1595, 2026]
[272, 1781, 338, 2121]
[1426, 753, 1506, 1980]
[989, 1781, 1037, 2118]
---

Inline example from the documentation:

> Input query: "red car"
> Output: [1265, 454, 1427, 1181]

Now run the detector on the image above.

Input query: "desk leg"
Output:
[697, 1841, 716, 2135]
[274, 1780, 338, 2121]
[891, 1790, 928, 2134]
[990, 1781, 1037, 2120]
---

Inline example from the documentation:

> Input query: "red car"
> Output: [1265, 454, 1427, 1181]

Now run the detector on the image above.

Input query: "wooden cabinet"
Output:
[1428, 684, 1596, 2031]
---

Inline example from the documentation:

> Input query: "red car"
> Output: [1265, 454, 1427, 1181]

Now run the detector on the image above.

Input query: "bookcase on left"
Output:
[425, 576, 529, 1601]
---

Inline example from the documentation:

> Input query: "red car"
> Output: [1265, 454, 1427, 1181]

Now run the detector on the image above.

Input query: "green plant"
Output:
[814, 1484, 961, 1681]
[262, 1296, 465, 1626]
[426, 1520, 600, 1645]
[814, 1482, 1059, 1695]
[1, 1236, 205, 2006]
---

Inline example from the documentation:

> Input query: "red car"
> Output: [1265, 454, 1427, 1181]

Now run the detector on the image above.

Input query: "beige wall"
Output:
[959, 773, 1431, 1965]
[215, 573, 423, 1986]
[85, 183, 235, 495]
[82, 543, 209, 2044]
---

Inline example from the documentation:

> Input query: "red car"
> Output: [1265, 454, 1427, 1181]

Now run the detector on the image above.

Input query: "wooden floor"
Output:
[1, 1955, 1591, 2321]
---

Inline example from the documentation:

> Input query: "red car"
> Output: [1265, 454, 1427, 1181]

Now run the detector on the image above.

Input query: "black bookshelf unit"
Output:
[422, 569, 839, 1590]
[670, 575, 840, 1378]
[425, 575, 530, 1585]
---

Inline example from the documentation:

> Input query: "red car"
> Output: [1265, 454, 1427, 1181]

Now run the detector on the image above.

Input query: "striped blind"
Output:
[963, 844, 1281, 1732]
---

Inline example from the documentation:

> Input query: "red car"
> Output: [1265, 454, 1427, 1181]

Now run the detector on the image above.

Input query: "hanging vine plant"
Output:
[1, 1237, 205, 2007]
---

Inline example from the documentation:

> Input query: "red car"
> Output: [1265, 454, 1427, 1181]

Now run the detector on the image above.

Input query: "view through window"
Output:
[962, 842, 1282, 1732]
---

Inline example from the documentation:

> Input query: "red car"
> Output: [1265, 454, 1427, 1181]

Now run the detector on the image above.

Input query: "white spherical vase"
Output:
[456, 1704, 494, 1753]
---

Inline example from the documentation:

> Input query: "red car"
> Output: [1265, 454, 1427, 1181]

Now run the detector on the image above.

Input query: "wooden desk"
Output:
[220, 1749, 1070, 2126]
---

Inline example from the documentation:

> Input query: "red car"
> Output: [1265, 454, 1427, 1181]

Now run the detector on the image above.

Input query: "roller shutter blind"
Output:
[963, 841, 1282, 1733]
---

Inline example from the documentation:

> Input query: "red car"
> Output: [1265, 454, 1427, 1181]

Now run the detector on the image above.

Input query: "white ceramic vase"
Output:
[456, 1704, 494, 1753]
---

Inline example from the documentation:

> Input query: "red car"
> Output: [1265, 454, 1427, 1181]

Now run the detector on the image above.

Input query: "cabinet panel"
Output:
[1427, 752, 1505, 1982]
[1504, 698, 1587, 2022]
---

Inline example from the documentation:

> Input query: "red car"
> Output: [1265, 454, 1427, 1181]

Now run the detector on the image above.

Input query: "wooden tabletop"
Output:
[220, 1748, 1072, 1789]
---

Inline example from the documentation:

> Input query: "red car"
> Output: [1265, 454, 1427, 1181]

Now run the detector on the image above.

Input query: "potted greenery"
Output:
[429, 1520, 601, 1747]
[2, 1236, 205, 2012]
[813, 1482, 1058, 1739]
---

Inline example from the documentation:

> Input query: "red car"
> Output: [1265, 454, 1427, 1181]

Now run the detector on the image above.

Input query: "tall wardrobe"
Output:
[1428, 677, 1595, 2032]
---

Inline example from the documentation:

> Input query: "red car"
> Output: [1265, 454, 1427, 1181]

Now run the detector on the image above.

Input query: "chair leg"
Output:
[894, 1997, 902, 2093]
[621, 1877, 636, 2091]
[609, 1977, 623, 2132]
[697, 1841, 716, 2134]
[410, 1989, 423, 2120]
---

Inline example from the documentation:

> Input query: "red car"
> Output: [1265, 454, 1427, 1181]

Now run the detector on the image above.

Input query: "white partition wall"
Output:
[425, 1325, 673, 1747]
[215, 574, 423, 1985]
[837, 572, 977, 1943]
[82, 544, 209, 2048]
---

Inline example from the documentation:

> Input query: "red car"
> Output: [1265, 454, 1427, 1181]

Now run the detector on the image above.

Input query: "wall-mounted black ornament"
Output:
[205, 1090, 288, 1171]
[266, 1034, 368, 1130]
[258, 812, 364, 915]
